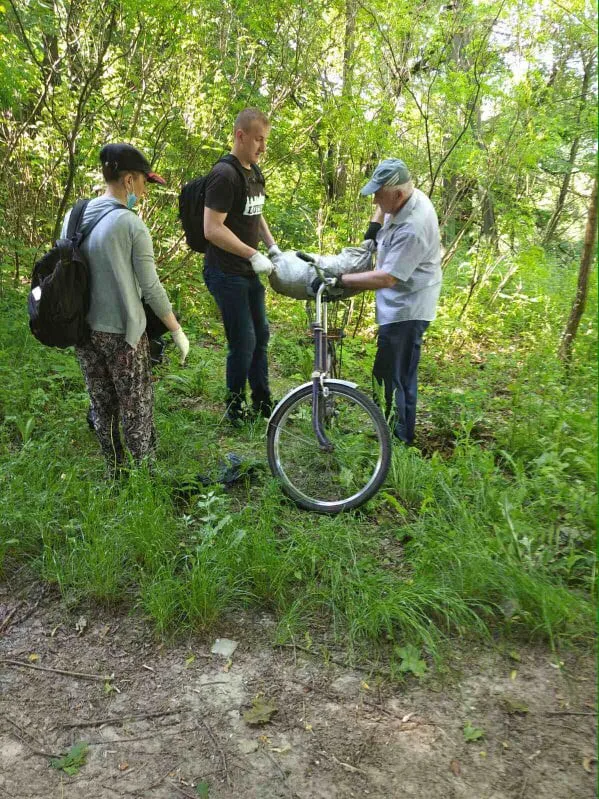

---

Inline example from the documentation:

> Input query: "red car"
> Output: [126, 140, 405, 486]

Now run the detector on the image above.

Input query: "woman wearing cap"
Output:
[63, 143, 190, 474]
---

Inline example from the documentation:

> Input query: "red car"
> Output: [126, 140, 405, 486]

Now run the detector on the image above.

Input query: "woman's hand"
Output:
[171, 327, 190, 365]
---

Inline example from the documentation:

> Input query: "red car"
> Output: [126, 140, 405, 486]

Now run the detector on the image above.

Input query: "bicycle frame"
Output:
[311, 283, 335, 452]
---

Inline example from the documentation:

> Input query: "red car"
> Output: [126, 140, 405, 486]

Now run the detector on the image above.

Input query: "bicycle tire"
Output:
[266, 381, 391, 513]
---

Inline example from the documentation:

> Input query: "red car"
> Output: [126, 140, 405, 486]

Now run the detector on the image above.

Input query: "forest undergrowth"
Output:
[0, 251, 596, 676]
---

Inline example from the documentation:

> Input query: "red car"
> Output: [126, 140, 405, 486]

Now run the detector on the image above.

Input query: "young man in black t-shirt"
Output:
[203, 108, 280, 425]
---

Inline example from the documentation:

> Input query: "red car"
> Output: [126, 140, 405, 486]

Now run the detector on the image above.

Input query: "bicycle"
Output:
[304, 291, 356, 379]
[266, 278, 391, 514]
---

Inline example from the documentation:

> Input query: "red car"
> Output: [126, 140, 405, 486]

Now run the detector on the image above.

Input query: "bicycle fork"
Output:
[311, 285, 335, 452]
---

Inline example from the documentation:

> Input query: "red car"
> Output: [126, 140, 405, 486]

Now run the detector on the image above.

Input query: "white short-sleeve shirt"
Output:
[375, 188, 442, 325]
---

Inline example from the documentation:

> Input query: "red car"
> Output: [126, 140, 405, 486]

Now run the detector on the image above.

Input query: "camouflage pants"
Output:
[76, 331, 155, 467]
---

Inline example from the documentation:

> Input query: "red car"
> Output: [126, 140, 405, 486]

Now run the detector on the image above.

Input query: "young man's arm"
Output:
[203, 207, 257, 258]
[258, 216, 276, 249]
[204, 206, 274, 275]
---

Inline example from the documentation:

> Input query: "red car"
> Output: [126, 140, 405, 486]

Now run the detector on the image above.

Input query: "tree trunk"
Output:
[558, 177, 598, 365]
[543, 56, 592, 244]
[330, 0, 357, 201]
[52, 6, 117, 240]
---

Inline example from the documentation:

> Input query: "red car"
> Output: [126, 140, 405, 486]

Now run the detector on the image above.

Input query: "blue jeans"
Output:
[372, 320, 430, 445]
[203, 265, 271, 410]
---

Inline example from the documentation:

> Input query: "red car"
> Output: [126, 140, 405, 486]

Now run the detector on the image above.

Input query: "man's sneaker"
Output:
[392, 422, 413, 446]
[224, 394, 247, 428]
[251, 396, 274, 419]
[224, 406, 245, 428]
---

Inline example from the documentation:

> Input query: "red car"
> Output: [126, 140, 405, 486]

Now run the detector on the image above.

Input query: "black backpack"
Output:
[28, 199, 122, 348]
[178, 154, 264, 253]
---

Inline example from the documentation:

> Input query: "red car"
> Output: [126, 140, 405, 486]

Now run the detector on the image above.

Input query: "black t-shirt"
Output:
[204, 156, 266, 276]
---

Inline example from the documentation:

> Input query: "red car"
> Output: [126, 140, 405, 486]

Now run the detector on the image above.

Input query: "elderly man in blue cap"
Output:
[313, 158, 442, 445]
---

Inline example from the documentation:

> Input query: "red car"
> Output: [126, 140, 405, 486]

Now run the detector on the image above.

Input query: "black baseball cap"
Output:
[99, 143, 166, 185]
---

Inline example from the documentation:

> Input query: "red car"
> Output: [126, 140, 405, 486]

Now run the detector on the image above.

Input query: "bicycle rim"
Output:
[267, 384, 391, 513]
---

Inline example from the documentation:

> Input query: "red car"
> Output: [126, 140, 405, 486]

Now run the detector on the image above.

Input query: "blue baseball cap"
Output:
[360, 158, 411, 196]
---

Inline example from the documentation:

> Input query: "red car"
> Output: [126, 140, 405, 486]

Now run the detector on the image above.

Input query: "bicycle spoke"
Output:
[268, 387, 388, 508]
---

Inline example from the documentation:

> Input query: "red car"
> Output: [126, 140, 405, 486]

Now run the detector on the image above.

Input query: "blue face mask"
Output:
[126, 192, 137, 209]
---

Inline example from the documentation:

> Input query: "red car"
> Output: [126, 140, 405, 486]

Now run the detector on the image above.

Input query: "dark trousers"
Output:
[372, 320, 430, 445]
[203, 265, 271, 410]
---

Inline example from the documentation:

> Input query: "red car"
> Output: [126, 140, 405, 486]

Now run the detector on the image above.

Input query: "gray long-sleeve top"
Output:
[61, 197, 172, 347]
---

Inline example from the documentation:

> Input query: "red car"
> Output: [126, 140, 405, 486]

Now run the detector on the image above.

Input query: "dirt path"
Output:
[0, 585, 596, 799]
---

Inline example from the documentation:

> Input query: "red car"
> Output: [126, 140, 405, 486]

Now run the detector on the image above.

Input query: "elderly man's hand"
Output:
[309, 275, 344, 300]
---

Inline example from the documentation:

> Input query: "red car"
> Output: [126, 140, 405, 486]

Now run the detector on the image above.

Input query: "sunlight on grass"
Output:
[0, 268, 596, 669]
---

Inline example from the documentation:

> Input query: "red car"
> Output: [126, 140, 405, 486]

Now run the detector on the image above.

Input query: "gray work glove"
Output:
[268, 244, 282, 257]
[171, 327, 190, 365]
[249, 251, 275, 276]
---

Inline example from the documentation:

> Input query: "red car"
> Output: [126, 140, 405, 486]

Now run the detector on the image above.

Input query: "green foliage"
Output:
[0, 0, 596, 275]
[394, 644, 428, 678]
[50, 742, 89, 776]
[0, 227, 597, 664]
[0, 0, 596, 671]
[463, 722, 485, 743]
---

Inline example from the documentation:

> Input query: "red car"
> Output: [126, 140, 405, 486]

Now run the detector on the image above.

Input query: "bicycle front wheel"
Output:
[266, 382, 391, 513]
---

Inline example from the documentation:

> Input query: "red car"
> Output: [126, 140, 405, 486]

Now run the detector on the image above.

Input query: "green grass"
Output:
[0, 250, 596, 671]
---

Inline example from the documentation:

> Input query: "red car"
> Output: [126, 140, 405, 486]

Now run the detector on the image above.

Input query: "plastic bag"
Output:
[268, 241, 375, 300]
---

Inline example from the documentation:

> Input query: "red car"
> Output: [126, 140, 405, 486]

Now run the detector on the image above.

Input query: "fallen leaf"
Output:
[118, 761, 129, 771]
[501, 696, 529, 715]
[243, 697, 277, 726]
[508, 650, 521, 662]
[196, 780, 210, 798]
[449, 759, 461, 776]
[185, 654, 195, 668]
[304, 723, 313, 732]
[271, 744, 291, 754]
[510, 669, 518, 681]
[75, 616, 87, 636]
[360, 681, 370, 691]
[583, 756, 597, 774]
[28, 653, 39, 662]
[463, 722, 484, 742]
[401, 712, 416, 723]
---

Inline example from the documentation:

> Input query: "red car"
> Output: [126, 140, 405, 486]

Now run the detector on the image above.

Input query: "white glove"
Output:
[171, 327, 190, 365]
[360, 238, 377, 252]
[268, 244, 282, 257]
[250, 251, 275, 276]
